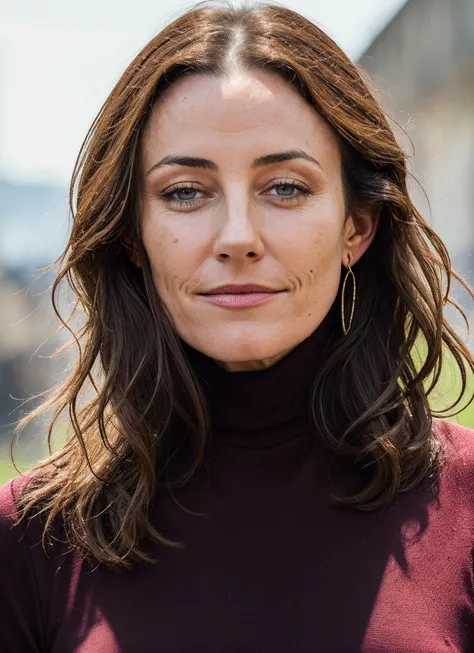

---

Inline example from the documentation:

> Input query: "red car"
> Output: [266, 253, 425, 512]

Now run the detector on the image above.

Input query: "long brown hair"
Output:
[14, 0, 474, 570]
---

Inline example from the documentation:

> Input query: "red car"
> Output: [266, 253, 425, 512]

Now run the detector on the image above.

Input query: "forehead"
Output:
[141, 71, 340, 170]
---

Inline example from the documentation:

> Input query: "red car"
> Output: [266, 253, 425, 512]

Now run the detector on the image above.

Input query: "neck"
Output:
[215, 346, 295, 372]
[181, 313, 334, 448]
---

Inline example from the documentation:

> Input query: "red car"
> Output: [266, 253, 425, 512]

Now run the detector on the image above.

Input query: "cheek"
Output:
[141, 222, 177, 293]
[142, 220, 204, 298]
[282, 219, 343, 290]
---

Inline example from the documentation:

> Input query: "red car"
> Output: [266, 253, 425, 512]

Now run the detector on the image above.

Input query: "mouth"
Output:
[200, 284, 284, 295]
[198, 285, 286, 309]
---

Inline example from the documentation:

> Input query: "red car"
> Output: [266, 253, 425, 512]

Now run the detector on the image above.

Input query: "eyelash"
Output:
[160, 179, 312, 209]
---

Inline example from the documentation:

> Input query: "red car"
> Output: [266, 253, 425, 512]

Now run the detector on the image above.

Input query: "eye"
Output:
[265, 179, 313, 203]
[159, 178, 313, 210]
[272, 184, 294, 197]
[160, 182, 205, 208]
[168, 187, 200, 202]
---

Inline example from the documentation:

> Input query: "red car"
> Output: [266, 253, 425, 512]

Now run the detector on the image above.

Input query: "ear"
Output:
[342, 205, 380, 267]
[122, 237, 142, 269]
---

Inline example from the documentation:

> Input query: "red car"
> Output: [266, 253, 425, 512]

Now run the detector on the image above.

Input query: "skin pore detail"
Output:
[139, 71, 379, 372]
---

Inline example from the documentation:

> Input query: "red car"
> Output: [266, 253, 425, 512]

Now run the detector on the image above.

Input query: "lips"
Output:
[201, 284, 282, 295]
[198, 284, 285, 309]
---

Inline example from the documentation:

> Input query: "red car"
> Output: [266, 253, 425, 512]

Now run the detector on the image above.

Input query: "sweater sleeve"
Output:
[439, 419, 474, 647]
[0, 476, 45, 653]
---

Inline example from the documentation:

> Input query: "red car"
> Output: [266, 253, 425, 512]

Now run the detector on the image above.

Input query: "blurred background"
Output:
[1, 0, 473, 483]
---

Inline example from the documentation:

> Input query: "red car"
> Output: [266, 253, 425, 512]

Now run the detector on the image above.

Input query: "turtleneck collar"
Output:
[181, 313, 334, 449]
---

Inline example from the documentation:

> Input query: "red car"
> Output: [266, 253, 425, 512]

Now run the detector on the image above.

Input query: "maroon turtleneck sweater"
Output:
[1, 323, 474, 652]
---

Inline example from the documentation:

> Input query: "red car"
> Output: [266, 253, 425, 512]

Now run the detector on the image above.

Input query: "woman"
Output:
[1, 1, 474, 651]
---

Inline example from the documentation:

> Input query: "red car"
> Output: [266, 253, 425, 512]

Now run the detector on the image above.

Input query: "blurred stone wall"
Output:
[359, 0, 474, 334]
[0, 180, 70, 462]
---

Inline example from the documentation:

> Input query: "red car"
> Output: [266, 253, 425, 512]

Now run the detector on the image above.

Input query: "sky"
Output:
[0, 0, 407, 186]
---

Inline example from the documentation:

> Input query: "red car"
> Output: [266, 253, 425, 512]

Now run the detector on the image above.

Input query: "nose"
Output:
[212, 202, 265, 262]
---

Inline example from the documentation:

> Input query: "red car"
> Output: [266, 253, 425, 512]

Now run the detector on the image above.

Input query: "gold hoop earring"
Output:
[341, 256, 356, 336]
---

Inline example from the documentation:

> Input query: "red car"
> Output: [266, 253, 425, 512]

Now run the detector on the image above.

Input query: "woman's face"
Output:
[139, 71, 377, 370]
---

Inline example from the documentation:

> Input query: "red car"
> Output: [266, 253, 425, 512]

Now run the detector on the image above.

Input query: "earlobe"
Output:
[342, 251, 353, 268]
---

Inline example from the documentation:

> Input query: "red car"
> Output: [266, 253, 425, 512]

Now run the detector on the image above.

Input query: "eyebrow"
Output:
[145, 149, 323, 177]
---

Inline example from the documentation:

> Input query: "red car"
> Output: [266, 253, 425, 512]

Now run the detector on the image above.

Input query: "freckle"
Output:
[310, 269, 313, 273]
[308, 313, 312, 317]
[173, 238, 179, 244]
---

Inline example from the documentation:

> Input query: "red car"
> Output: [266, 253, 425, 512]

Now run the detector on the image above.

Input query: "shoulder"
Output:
[0, 473, 81, 567]
[434, 418, 474, 493]
[435, 418, 474, 463]
[0, 474, 34, 529]
[0, 472, 61, 559]
[0, 474, 43, 560]
[0, 475, 53, 651]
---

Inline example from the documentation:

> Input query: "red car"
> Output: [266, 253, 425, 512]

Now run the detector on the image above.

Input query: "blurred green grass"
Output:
[1, 344, 473, 486]
[0, 449, 31, 486]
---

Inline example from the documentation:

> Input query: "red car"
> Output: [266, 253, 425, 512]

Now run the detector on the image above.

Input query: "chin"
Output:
[180, 320, 315, 364]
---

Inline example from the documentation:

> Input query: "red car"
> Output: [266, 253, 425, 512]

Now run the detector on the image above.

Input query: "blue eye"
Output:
[160, 179, 312, 209]
[161, 184, 204, 207]
[170, 187, 199, 201]
[272, 184, 298, 197]
[267, 181, 312, 201]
